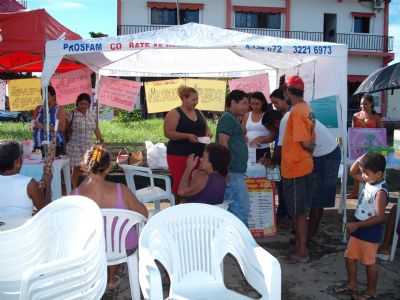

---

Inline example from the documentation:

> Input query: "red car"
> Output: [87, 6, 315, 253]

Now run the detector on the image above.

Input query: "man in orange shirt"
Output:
[281, 75, 315, 263]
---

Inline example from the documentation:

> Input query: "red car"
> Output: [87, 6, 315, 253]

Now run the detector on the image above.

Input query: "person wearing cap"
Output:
[281, 75, 315, 263]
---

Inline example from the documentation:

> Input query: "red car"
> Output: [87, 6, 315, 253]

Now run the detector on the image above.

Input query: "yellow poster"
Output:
[145, 78, 226, 113]
[8, 78, 42, 112]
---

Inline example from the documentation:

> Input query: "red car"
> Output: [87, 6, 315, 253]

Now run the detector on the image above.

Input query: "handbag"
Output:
[64, 111, 75, 144]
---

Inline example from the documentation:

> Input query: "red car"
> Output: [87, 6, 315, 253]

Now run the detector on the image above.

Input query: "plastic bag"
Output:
[145, 141, 168, 169]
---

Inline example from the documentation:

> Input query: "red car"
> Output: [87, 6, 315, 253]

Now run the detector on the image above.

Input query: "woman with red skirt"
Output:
[164, 86, 211, 195]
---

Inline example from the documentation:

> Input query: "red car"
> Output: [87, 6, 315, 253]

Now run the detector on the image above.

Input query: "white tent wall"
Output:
[41, 23, 349, 235]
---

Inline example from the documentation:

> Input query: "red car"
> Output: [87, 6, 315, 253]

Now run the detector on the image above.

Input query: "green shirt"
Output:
[216, 112, 248, 173]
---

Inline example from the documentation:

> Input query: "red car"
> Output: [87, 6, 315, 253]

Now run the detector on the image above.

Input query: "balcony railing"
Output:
[117, 25, 394, 52]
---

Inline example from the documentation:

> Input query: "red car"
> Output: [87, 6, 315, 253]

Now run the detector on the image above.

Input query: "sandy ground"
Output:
[102, 204, 400, 300]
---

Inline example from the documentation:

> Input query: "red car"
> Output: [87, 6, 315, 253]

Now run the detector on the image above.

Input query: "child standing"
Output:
[339, 153, 388, 300]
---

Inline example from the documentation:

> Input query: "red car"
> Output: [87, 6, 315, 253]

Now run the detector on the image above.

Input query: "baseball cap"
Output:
[286, 75, 304, 91]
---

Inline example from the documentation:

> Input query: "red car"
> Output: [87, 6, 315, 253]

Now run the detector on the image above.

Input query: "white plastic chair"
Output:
[0, 196, 107, 300]
[139, 203, 281, 300]
[102, 209, 147, 300]
[120, 164, 175, 214]
[390, 198, 400, 261]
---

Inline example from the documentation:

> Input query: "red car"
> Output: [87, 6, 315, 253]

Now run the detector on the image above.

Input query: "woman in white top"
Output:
[242, 92, 275, 162]
[0, 141, 47, 221]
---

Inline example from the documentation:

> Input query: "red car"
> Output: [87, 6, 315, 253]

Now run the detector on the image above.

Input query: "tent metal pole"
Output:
[176, 0, 180, 25]
[95, 72, 100, 126]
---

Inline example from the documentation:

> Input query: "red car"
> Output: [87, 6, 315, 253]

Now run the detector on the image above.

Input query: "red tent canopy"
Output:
[0, 9, 83, 72]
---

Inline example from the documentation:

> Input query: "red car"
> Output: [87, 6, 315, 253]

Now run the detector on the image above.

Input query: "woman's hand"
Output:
[186, 154, 199, 171]
[186, 134, 198, 143]
[250, 137, 262, 147]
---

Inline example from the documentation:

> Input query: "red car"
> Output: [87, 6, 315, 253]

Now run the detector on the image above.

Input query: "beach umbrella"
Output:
[354, 62, 400, 95]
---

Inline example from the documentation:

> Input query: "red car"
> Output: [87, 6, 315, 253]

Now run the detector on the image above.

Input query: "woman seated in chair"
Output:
[0, 140, 48, 221]
[178, 143, 230, 205]
[73, 145, 148, 290]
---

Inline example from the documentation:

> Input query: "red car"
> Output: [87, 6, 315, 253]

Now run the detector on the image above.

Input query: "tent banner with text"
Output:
[51, 68, 92, 105]
[98, 77, 141, 111]
[145, 78, 227, 113]
[8, 78, 41, 111]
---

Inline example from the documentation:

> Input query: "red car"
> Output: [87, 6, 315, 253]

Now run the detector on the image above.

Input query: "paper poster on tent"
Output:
[228, 74, 270, 100]
[0, 80, 6, 110]
[8, 78, 41, 112]
[348, 128, 387, 160]
[246, 177, 276, 237]
[145, 79, 226, 113]
[310, 95, 339, 128]
[98, 77, 141, 112]
[51, 68, 92, 105]
[184, 79, 226, 112]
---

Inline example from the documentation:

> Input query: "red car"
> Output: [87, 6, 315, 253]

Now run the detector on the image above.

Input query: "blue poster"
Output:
[310, 95, 338, 128]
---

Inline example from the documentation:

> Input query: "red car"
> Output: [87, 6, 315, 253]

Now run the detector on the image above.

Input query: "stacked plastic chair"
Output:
[0, 196, 107, 300]
[139, 203, 281, 300]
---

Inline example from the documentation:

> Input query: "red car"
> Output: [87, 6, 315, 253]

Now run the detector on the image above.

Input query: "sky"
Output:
[29, 0, 399, 63]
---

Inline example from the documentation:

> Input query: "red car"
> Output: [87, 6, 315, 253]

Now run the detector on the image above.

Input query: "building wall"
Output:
[290, 0, 384, 35]
[348, 56, 383, 76]
[122, 0, 226, 27]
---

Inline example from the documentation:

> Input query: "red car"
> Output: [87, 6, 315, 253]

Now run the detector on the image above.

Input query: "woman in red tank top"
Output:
[352, 94, 383, 129]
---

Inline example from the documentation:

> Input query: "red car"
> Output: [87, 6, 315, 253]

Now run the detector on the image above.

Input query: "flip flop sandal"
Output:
[286, 253, 310, 264]
[376, 252, 390, 261]
[352, 292, 376, 300]
[333, 283, 357, 295]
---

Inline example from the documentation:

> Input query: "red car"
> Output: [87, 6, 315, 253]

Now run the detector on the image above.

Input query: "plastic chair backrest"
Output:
[139, 203, 257, 293]
[120, 164, 155, 192]
[0, 196, 107, 300]
[102, 208, 146, 264]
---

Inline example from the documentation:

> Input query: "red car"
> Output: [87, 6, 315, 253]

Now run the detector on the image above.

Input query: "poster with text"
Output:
[98, 77, 141, 112]
[348, 128, 387, 160]
[0, 80, 6, 110]
[228, 74, 270, 100]
[51, 68, 92, 105]
[145, 78, 226, 113]
[8, 78, 41, 111]
[310, 95, 339, 128]
[246, 178, 277, 237]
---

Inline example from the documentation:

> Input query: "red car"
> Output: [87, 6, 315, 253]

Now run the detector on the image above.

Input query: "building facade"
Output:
[117, 0, 397, 121]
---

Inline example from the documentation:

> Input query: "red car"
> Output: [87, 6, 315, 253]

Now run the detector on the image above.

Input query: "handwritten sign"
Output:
[51, 68, 92, 105]
[98, 77, 141, 112]
[8, 78, 41, 111]
[0, 80, 6, 110]
[145, 78, 227, 113]
[394, 130, 400, 152]
[310, 95, 339, 128]
[348, 128, 387, 160]
[228, 74, 270, 100]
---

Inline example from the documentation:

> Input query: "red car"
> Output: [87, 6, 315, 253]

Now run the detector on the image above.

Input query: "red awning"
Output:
[0, 9, 83, 73]
[348, 75, 367, 83]
[147, 1, 204, 10]
[351, 12, 376, 18]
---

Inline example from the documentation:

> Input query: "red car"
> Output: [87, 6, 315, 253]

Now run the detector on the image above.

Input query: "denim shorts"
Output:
[312, 146, 341, 208]
[282, 174, 312, 217]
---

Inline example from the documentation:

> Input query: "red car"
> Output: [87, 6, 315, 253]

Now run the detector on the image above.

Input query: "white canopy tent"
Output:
[42, 23, 349, 232]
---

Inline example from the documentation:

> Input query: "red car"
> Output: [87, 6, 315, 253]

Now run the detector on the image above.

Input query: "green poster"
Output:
[310, 95, 338, 128]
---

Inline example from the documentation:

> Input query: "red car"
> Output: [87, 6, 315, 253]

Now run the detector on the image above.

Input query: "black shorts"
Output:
[282, 174, 312, 217]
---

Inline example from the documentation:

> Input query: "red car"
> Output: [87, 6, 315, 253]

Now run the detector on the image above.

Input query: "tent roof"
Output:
[43, 23, 347, 80]
[0, 9, 83, 72]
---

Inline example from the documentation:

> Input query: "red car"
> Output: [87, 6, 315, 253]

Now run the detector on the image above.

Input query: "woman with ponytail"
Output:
[73, 145, 148, 290]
